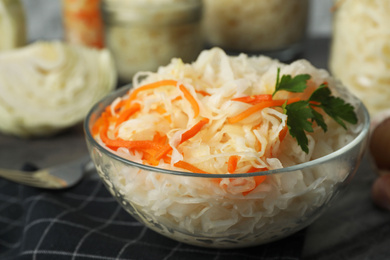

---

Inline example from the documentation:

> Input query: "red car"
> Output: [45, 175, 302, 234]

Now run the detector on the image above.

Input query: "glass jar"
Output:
[330, 0, 390, 119]
[101, 0, 203, 83]
[62, 0, 105, 49]
[0, 0, 26, 51]
[202, 0, 309, 61]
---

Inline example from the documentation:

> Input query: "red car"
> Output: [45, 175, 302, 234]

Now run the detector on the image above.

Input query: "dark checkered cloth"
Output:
[0, 167, 305, 260]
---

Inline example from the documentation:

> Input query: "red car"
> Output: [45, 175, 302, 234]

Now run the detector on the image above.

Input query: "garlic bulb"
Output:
[0, 41, 117, 137]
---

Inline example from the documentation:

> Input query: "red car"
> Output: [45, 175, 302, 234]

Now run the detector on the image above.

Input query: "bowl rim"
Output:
[84, 84, 370, 178]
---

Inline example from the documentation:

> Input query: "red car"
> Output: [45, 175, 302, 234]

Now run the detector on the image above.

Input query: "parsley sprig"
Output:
[273, 68, 358, 153]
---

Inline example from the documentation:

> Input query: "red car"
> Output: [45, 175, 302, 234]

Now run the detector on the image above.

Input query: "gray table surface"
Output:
[1, 37, 389, 260]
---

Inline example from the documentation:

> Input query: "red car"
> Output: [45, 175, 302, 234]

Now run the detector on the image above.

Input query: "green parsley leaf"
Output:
[310, 108, 327, 132]
[273, 68, 311, 97]
[271, 71, 358, 154]
[309, 84, 358, 129]
[284, 101, 314, 154]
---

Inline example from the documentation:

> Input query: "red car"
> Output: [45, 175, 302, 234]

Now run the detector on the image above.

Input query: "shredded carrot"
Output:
[112, 99, 126, 113]
[171, 96, 182, 102]
[278, 125, 289, 142]
[153, 132, 168, 145]
[91, 111, 110, 135]
[154, 118, 210, 160]
[228, 97, 301, 124]
[154, 144, 172, 161]
[153, 106, 172, 122]
[242, 167, 268, 196]
[180, 118, 209, 143]
[128, 79, 178, 102]
[174, 160, 210, 174]
[227, 155, 241, 173]
[139, 133, 168, 165]
[196, 90, 211, 96]
[179, 84, 200, 118]
[114, 103, 141, 128]
[99, 122, 163, 151]
[232, 94, 273, 104]
[103, 137, 163, 151]
[253, 175, 267, 185]
[246, 166, 267, 173]
[126, 79, 201, 119]
[309, 101, 321, 106]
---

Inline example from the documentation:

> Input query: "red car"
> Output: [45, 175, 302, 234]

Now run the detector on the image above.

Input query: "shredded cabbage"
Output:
[330, 0, 390, 117]
[0, 41, 116, 137]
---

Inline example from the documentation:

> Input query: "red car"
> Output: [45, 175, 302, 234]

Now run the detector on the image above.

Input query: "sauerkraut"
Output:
[0, 41, 116, 137]
[102, 0, 203, 82]
[90, 48, 364, 247]
[0, 0, 26, 51]
[330, 0, 390, 117]
[202, 0, 308, 53]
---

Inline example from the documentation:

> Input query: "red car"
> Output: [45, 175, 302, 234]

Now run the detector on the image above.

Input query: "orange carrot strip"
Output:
[278, 125, 289, 142]
[232, 94, 273, 104]
[174, 161, 210, 174]
[100, 123, 163, 151]
[228, 97, 301, 124]
[152, 106, 172, 123]
[112, 99, 126, 113]
[154, 118, 210, 160]
[196, 90, 211, 96]
[127, 80, 200, 118]
[246, 166, 268, 173]
[154, 144, 172, 161]
[171, 96, 182, 102]
[180, 118, 209, 143]
[153, 132, 167, 145]
[253, 175, 267, 185]
[91, 111, 110, 135]
[309, 101, 321, 106]
[247, 167, 268, 186]
[242, 167, 268, 196]
[114, 103, 141, 128]
[227, 155, 241, 173]
[179, 84, 200, 118]
[103, 137, 163, 151]
[143, 153, 159, 166]
[153, 106, 167, 115]
[128, 79, 178, 102]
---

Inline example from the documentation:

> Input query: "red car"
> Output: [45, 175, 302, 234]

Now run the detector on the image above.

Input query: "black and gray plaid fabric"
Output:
[0, 169, 305, 260]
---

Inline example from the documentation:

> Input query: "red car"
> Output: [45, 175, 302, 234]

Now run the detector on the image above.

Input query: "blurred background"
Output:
[21, 0, 333, 43]
[0, 0, 338, 138]
[7, 0, 390, 137]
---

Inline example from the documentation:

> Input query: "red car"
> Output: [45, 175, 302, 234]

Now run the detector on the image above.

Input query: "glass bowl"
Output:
[84, 85, 370, 248]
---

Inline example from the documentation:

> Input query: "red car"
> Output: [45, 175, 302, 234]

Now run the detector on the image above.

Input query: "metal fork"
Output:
[0, 155, 93, 189]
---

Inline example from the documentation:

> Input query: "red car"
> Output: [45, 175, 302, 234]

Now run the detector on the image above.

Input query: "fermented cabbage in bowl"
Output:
[84, 48, 370, 248]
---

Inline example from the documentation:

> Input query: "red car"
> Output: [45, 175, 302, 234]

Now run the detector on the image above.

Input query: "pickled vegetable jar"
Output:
[202, 0, 309, 61]
[330, 0, 390, 118]
[101, 0, 203, 83]
[0, 0, 26, 51]
[62, 0, 105, 48]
